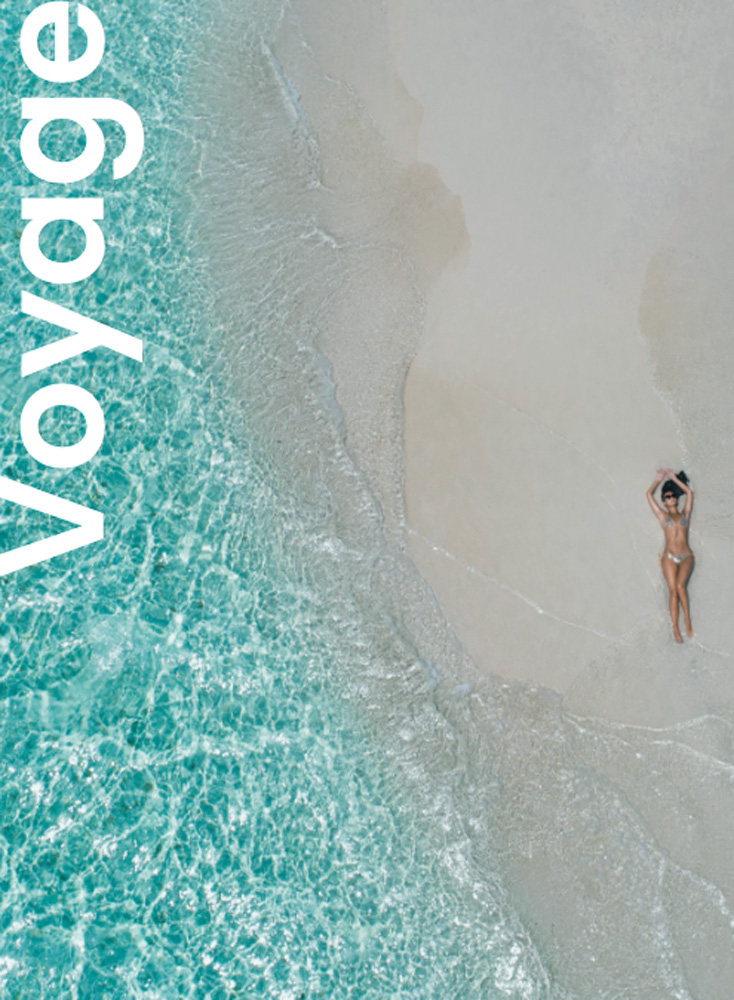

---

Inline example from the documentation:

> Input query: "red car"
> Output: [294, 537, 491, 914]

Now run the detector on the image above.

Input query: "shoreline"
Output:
[287, 0, 734, 995]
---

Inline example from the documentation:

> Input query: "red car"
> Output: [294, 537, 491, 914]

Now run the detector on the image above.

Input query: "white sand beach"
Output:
[389, 0, 734, 697]
[272, 0, 734, 994]
[287, 0, 734, 702]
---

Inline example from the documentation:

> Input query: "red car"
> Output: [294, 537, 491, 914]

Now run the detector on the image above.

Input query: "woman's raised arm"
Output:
[646, 469, 666, 521]
[669, 471, 693, 517]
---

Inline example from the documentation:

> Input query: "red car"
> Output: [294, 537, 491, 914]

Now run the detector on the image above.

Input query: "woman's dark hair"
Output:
[662, 470, 689, 499]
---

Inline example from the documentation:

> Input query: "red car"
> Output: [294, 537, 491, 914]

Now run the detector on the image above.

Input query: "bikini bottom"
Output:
[666, 552, 692, 565]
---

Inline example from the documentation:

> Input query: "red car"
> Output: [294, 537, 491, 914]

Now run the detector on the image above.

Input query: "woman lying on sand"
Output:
[646, 469, 694, 643]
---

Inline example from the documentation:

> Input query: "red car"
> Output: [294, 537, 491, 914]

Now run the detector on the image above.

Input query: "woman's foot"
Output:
[685, 620, 694, 637]
[673, 627, 683, 643]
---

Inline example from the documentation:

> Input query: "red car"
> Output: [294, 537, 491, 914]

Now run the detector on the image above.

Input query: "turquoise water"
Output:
[0, 3, 554, 997]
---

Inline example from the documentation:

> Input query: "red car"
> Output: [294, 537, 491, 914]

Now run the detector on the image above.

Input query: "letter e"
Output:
[20, 2, 105, 83]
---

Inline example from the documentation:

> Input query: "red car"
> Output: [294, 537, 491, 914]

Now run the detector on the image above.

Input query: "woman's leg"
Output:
[676, 556, 694, 636]
[661, 555, 682, 642]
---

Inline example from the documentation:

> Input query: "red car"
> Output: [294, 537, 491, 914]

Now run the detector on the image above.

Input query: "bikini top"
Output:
[664, 515, 687, 527]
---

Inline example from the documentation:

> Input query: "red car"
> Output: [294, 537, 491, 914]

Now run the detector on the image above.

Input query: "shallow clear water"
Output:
[0, 3, 552, 997]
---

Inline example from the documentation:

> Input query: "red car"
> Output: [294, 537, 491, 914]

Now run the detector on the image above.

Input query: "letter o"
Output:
[20, 384, 105, 469]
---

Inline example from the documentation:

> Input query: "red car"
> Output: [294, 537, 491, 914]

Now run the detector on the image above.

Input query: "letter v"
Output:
[21, 291, 143, 375]
[0, 476, 103, 575]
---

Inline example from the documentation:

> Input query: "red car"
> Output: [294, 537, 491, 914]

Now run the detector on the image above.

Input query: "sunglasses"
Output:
[662, 494, 676, 501]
